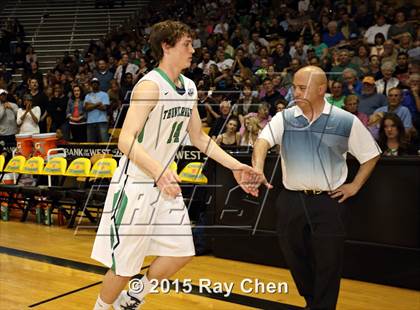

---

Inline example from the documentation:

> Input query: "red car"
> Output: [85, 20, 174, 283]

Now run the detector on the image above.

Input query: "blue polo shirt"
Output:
[85, 91, 110, 124]
[259, 101, 380, 191]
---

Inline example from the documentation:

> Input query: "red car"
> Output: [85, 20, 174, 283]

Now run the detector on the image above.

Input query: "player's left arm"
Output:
[188, 104, 266, 196]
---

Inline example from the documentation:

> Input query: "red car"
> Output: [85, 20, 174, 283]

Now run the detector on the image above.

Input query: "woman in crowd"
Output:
[351, 44, 370, 74]
[107, 79, 124, 128]
[215, 117, 240, 147]
[240, 115, 261, 147]
[378, 113, 416, 156]
[66, 85, 86, 142]
[240, 103, 271, 134]
[308, 32, 328, 60]
[370, 33, 385, 57]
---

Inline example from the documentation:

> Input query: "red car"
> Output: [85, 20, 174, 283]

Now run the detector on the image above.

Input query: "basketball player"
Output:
[92, 20, 268, 310]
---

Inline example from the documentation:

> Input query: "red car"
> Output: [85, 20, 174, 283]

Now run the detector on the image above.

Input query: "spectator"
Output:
[275, 98, 287, 113]
[330, 49, 360, 81]
[370, 33, 386, 57]
[234, 83, 259, 125]
[84, 77, 110, 142]
[16, 94, 40, 134]
[114, 53, 139, 86]
[0, 89, 18, 145]
[249, 32, 269, 55]
[388, 11, 416, 42]
[366, 55, 382, 78]
[394, 51, 410, 83]
[47, 83, 69, 137]
[94, 58, 114, 92]
[358, 76, 387, 116]
[299, 19, 315, 45]
[215, 117, 240, 147]
[27, 78, 48, 132]
[378, 113, 416, 156]
[232, 47, 253, 71]
[240, 115, 260, 146]
[198, 51, 216, 76]
[342, 68, 363, 96]
[289, 40, 308, 65]
[253, 47, 273, 72]
[382, 40, 398, 65]
[338, 11, 359, 40]
[401, 73, 420, 133]
[364, 14, 390, 45]
[374, 87, 413, 135]
[308, 33, 328, 60]
[27, 61, 43, 90]
[322, 21, 345, 48]
[216, 50, 234, 71]
[240, 102, 271, 134]
[375, 62, 400, 95]
[351, 45, 370, 73]
[25, 47, 37, 65]
[136, 57, 150, 79]
[398, 32, 414, 53]
[209, 100, 231, 140]
[67, 85, 86, 142]
[254, 57, 269, 82]
[271, 43, 291, 72]
[120, 72, 134, 103]
[262, 78, 283, 116]
[343, 94, 369, 126]
[108, 79, 124, 128]
[327, 81, 346, 108]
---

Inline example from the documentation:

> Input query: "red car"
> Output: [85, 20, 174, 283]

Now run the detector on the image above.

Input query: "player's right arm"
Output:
[118, 80, 181, 198]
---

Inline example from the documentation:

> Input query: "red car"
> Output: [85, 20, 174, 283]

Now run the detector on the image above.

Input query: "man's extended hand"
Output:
[232, 164, 273, 197]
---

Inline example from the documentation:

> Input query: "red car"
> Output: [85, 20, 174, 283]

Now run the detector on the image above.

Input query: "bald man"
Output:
[251, 66, 381, 309]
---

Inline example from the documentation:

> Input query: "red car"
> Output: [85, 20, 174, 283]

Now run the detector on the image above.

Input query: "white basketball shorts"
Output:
[91, 167, 195, 276]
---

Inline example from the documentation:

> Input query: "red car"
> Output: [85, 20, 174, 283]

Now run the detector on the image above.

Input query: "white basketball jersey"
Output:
[120, 68, 197, 179]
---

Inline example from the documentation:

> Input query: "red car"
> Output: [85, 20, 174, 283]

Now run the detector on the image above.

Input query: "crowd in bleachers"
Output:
[0, 0, 419, 156]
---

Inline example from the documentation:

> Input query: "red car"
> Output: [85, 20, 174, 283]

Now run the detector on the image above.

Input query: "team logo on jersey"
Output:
[188, 88, 194, 96]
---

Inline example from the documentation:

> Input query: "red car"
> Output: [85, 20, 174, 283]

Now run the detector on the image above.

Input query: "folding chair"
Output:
[23, 157, 68, 225]
[18, 157, 45, 222]
[55, 158, 92, 228]
[0, 155, 26, 220]
[66, 157, 117, 228]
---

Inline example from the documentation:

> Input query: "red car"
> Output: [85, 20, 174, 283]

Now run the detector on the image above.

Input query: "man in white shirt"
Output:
[198, 51, 216, 75]
[251, 66, 380, 310]
[364, 14, 391, 45]
[114, 53, 139, 86]
[216, 50, 234, 71]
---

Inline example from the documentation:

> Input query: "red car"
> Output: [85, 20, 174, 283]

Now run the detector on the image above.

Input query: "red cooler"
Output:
[32, 133, 57, 159]
[15, 134, 33, 158]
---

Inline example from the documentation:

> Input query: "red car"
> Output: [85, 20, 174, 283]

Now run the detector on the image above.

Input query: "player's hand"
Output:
[155, 169, 182, 199]
[232, 164, 272, 197]
[329, 183, 359, 203]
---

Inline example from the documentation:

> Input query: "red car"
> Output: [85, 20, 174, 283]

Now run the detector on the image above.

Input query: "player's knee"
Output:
[177, 255, 193, 266]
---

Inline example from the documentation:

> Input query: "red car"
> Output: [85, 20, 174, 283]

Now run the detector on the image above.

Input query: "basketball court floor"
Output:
[1, 220, 419, 310]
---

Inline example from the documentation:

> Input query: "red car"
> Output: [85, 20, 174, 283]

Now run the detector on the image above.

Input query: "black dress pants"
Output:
[276, 189, 346, 310]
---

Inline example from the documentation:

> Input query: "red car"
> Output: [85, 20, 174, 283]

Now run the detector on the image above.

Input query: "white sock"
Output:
[129, 274, 153, 301]
[93, 294, 111, 310]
